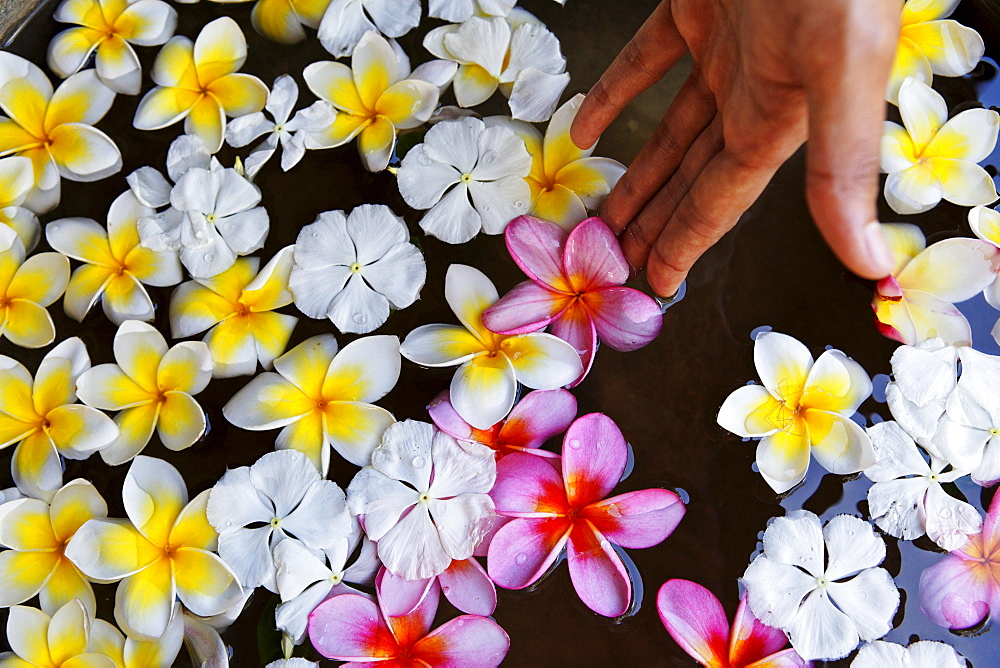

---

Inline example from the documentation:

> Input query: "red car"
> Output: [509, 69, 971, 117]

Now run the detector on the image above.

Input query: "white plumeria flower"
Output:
[347, 419, 496, 580]
[397, 116, 532, 244]
[46, 190, 183, 325]
[864, 420, 981, 551]
[289, 206, 426, 334]
[2, 599, 119, 667]
[226, 75, 337, 179]
[206, 449, 352, 592]
[852, 639, 966, 668]
[274, 524, 379, 643]
[968, 205, 1000, 345]
[424, 13, 570, 122]
[741, 511, 900, 661]
[0, 155, 41, 251]
[401, 264, 582, 430]
[936, 347, 1000, 485]
[884, 338, 957, 448]
[881, 77, 998, 214]
[317, 0, 421, 57]
[429, 0, 516, 22]
[75, 321, 213, 465]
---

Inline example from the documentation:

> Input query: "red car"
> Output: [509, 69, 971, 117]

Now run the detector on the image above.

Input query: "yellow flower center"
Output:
[206, 213, 218, 224]
[461, 173, 473, 183]
[349, 262, 362, 273]
[990, 427, 1000, 437]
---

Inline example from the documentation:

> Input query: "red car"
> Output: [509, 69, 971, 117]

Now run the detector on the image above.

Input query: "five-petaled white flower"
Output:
[936, 347, 1000, 486]
[318, 0, 421, 57]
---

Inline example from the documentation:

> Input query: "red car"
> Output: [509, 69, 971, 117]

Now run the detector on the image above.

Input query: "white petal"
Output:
[206, 467, 272, 531]
[444, 17, 510, 78]
[784, 589, 860, 661]
[127, 167, 172, 209]
[762, 511, 825, 576]
[868, 477, 930, 541]
[468, 176, 532, 235]
[361, 241, 425, 309]
[293, 210, 356, 268]
[289, 264, 352, 319]
[865, 420, 930, 481]
[451, 356, 517, 431]
[371, 419, 435, 491]
[281, 480, 350, 550]
[318, 0, 377, 58]
[889, 340, 958, 406]
[419, 182, 482, 244]
[923, 483, 983, 551]
[753, 331, 814, 400]
[742, 555, 816, 629]
[273, 538, 331, 601]
[166, 134, 212, 183]
[225, 112, 274, 148]
[427, 493, 495, 561]
[825, 567, 898, 642]
[898, 77, 947, 148]
[377, 501, 451, 579]
[823, 515, 885, 581]
[346, 468, 416, 540]
[366, 0, 421, 38]
[217, 525, 276, 590]
[884, 166, 942, 215]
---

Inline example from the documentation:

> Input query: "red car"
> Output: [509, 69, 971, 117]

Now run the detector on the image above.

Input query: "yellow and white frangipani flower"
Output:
[303, 31, 439, 172]
[969, 205, 1000, 345]
[717, 331, 875, 494]
[887, 0, 984, 104]
[252, 0, 332, 45]
[0, 234, 69, 349]
[400, 264, 582, 430]
[82, 602, 185, 668]
[1, 599, 118, 667]
[45, 190, 183, 326]
[133, 17, 268, 153]
[0, 480, 107, 616]
[223, 334, 400, 472]
[65, 456, 243, 641]
[496, 95, 625, 230]
[75, 320, 213, 466]
[0, 155, 41, 251]
[0, 53, 121, 214]
[0, 338, 118, 501]
[317, 0, 419, 57]
[48, 0, 178, 95]
[881, 77, 998, 215]
[169, 247, 298, 378]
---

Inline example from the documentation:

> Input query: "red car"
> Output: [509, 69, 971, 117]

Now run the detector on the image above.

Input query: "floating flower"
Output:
[65, 456, 243, 640]
[742, 512, 899, 661]
[0, 339, 117, 500]
[429, 387, 576, 459]
[2, 600, 120, 667]
[852, 639, 966, 668]
[46, 191, 183, 325]
[887, 0, 984, 104]
[0, 480, 107, 615]
[864, 421, 981, 550]
[936, 347, 1000, 485]
[919, 488, 1000, 629]
[133, 17, 268, 153]
[0, 235, 69, 349]
[424, 14, 569, 122]
[75, 320, 213, 465]
[308, 578, 509, 665]
[0, 53, 120, 213]
[288, 206, 425, 334]
[48, 0, 178, 95]
[252, 0, 332, 44]
[484, 216, 663, 384]
[347, 419, 496, 580]
[716, 331, 875, 494]
[206, 449, 352, 592]
[881, 77, 998, 214]
[127, 134, 211, 212]
[883, 338, 958, 446]
[317, 0, 420, 57]
[401, 264, 582, 429]
[489, 412, 686, 617]
[429, 0, 515, 22]
[303, 31, 439, 171]
[968, 205, 1000, 344]
[872, 224, 998, 347]
[495, 96, 625, 229]
[223, 334, 400, 472]
[0, 155, 40, 251]
[225, 75, 337, 178]
[656, 580, 806, 668]
[169, 247, 297, 378]
[396, 116, 532, 244]
[378, 557, 497, 618]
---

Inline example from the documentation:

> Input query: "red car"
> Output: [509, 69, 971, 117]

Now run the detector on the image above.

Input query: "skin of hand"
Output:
[570, 0, 901, 298]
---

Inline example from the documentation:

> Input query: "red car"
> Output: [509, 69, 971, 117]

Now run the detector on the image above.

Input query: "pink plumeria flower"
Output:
[487, 412, 686, 617]
[308, 575, 509, 665]
[657, 579, 808, 668]
[379, 558, 497, 618]
[919, 489, 1000, 630]
[428, 387, 576, 460]
[483, 215, 662, 386]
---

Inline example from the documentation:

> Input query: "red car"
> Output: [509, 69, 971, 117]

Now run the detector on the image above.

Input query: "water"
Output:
[1, 0, 999, 666]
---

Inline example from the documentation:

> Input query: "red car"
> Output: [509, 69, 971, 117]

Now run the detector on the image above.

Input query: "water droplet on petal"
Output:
[514, 200, 523, 208]
[482, 150, 496, 164]
[412, 456, 425, 468]
[204, 252, 215, 262]
[483, 205, 491, 212]
[568, 439, 581, 449]
[353, 313, 367, 324]
[941, 508, 952, 518]
[515, 553, 528, 566]
[417, 154, 434, 167]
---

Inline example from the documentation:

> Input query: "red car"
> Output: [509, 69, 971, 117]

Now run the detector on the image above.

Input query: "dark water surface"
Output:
[2, 0, 1000, 666]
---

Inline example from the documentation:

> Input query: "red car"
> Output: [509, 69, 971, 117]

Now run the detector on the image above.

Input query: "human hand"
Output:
[570, 0, 901, 298]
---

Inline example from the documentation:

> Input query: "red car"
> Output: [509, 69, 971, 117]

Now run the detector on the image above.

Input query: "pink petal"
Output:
[561, 413, 627, 508]
[377, 567, 435, 617]
[439, 558, 497, 616]
[563, 217, 629, 291]
[655, 579, 730, 666]
[491, 451, 568, 517]
[308, 593, 398, 660]
[487, 516, 571, 589]
[750, 648, 811, 667]
[549, 303, 598, 387]
[585, 286, 663, 352]
[918, 553, 993, 629]
[583, 488, 685, 549]
[504, 215, 571, 292]
[428, 390, 474, 441]
[729, 594, 793, 665]
[411, 615, 510, 667]
[981, 489, 1000, 544]
[482, 281, 570, 335]
[501, 389, 577, 449]
[376, 571, 439, 649]
[566, 522, 631, 617]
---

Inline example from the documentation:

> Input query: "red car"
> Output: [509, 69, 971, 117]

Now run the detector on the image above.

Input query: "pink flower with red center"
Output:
[482, 215, 663, 386]
[919, 490, 1000, 630]
[428, 388, 576, 460]
[657, 579, 808, 667]
[487, 412, 686, 617]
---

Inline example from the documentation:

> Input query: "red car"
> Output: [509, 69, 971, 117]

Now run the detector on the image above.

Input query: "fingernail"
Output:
[864, 221, 894, 276]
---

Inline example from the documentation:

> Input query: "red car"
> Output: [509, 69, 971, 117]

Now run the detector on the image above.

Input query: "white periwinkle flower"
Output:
[884, 338, 958, 447]
[936, 347, 1000, 485]
[852, 639, 966, 668]
[318, 0, 421, 57]
[289, 205, 426, 334]
[398, 116, 532, 244]
[741, 511, 900, 661]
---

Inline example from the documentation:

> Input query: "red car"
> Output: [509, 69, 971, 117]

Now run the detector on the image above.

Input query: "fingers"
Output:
[801, 2, 899, 280]
[570, 0, 688, 150]
[602, 70, 717, 233]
